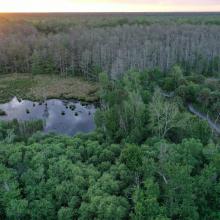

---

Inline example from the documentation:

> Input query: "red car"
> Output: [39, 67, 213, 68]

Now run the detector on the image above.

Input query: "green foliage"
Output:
[165, 65, 184, 91]
[6, 199, 29, 220]
[0, 119, 43, 143]
[177, 82, 200, 102]
[0, 130, 219, 219]
[96, 71, 148, 143]
[31, 50, 57, 75]
[149, 89, 186, 138]
[120, 144, 143, 172]
[0, 30, 220, 219]
[186, 117, 212, 145]
[58, 207, 73, 220]
[132, 179, 168, 220]
[168, 113, 212, 145]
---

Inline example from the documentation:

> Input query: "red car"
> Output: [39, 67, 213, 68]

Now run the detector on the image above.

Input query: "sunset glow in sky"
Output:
[0, 0, 219, 12]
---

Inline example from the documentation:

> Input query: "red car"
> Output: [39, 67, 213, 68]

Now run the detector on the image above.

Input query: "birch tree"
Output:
[149, 89, 182, 138]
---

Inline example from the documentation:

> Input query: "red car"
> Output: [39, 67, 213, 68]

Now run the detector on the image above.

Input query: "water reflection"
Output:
[0, 97, 96, 136]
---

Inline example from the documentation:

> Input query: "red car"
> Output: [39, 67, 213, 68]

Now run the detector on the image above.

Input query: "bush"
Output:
[0, 109, 6, 116]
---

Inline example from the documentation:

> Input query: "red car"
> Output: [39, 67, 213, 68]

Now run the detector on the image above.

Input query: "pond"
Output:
[0, 97, 96, 136]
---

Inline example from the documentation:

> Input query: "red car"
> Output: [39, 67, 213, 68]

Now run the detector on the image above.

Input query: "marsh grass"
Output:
[0, 74, 99, 103]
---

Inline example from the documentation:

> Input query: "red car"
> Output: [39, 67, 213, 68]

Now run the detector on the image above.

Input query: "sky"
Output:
[0, 0, 219, 12]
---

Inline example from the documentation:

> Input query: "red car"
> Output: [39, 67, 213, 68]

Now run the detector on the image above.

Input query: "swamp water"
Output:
[0, 97, 96, 136]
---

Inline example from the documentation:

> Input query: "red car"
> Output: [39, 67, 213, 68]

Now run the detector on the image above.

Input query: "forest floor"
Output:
[0, 74, 99, 103]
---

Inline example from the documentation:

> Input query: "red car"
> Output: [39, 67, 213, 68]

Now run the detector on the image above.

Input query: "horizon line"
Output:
[0, 11, 220, 13]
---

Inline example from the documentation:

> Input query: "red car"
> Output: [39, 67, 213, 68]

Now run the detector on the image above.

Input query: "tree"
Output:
[177, 82, 200, 103]
[96, 71, 147, 143]
[120, 144, 143, 172]
[58, 207, 72, 220]
[31, 50, 57, 75]
[186, 117, 211, 145]
[197, 87, 211, 108]
[31, 50, 43, 75]
[149, 89, 184, 138]
[163, 65, 184, 91]
[79, 195, 129, 220]
[132, 178, 169, 220]
[6, 199, 28, 220]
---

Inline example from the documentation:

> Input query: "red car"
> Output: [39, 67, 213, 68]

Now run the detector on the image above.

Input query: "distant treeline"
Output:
[0, 13, 220, 78]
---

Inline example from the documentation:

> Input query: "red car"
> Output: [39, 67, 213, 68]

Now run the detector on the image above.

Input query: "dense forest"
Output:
[1, 13, 220, 219]
[1, 68, 220, 219]
[0, 13, 220, 78]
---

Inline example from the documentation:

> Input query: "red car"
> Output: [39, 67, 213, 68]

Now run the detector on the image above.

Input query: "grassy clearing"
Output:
[0, 74, 99, 103]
